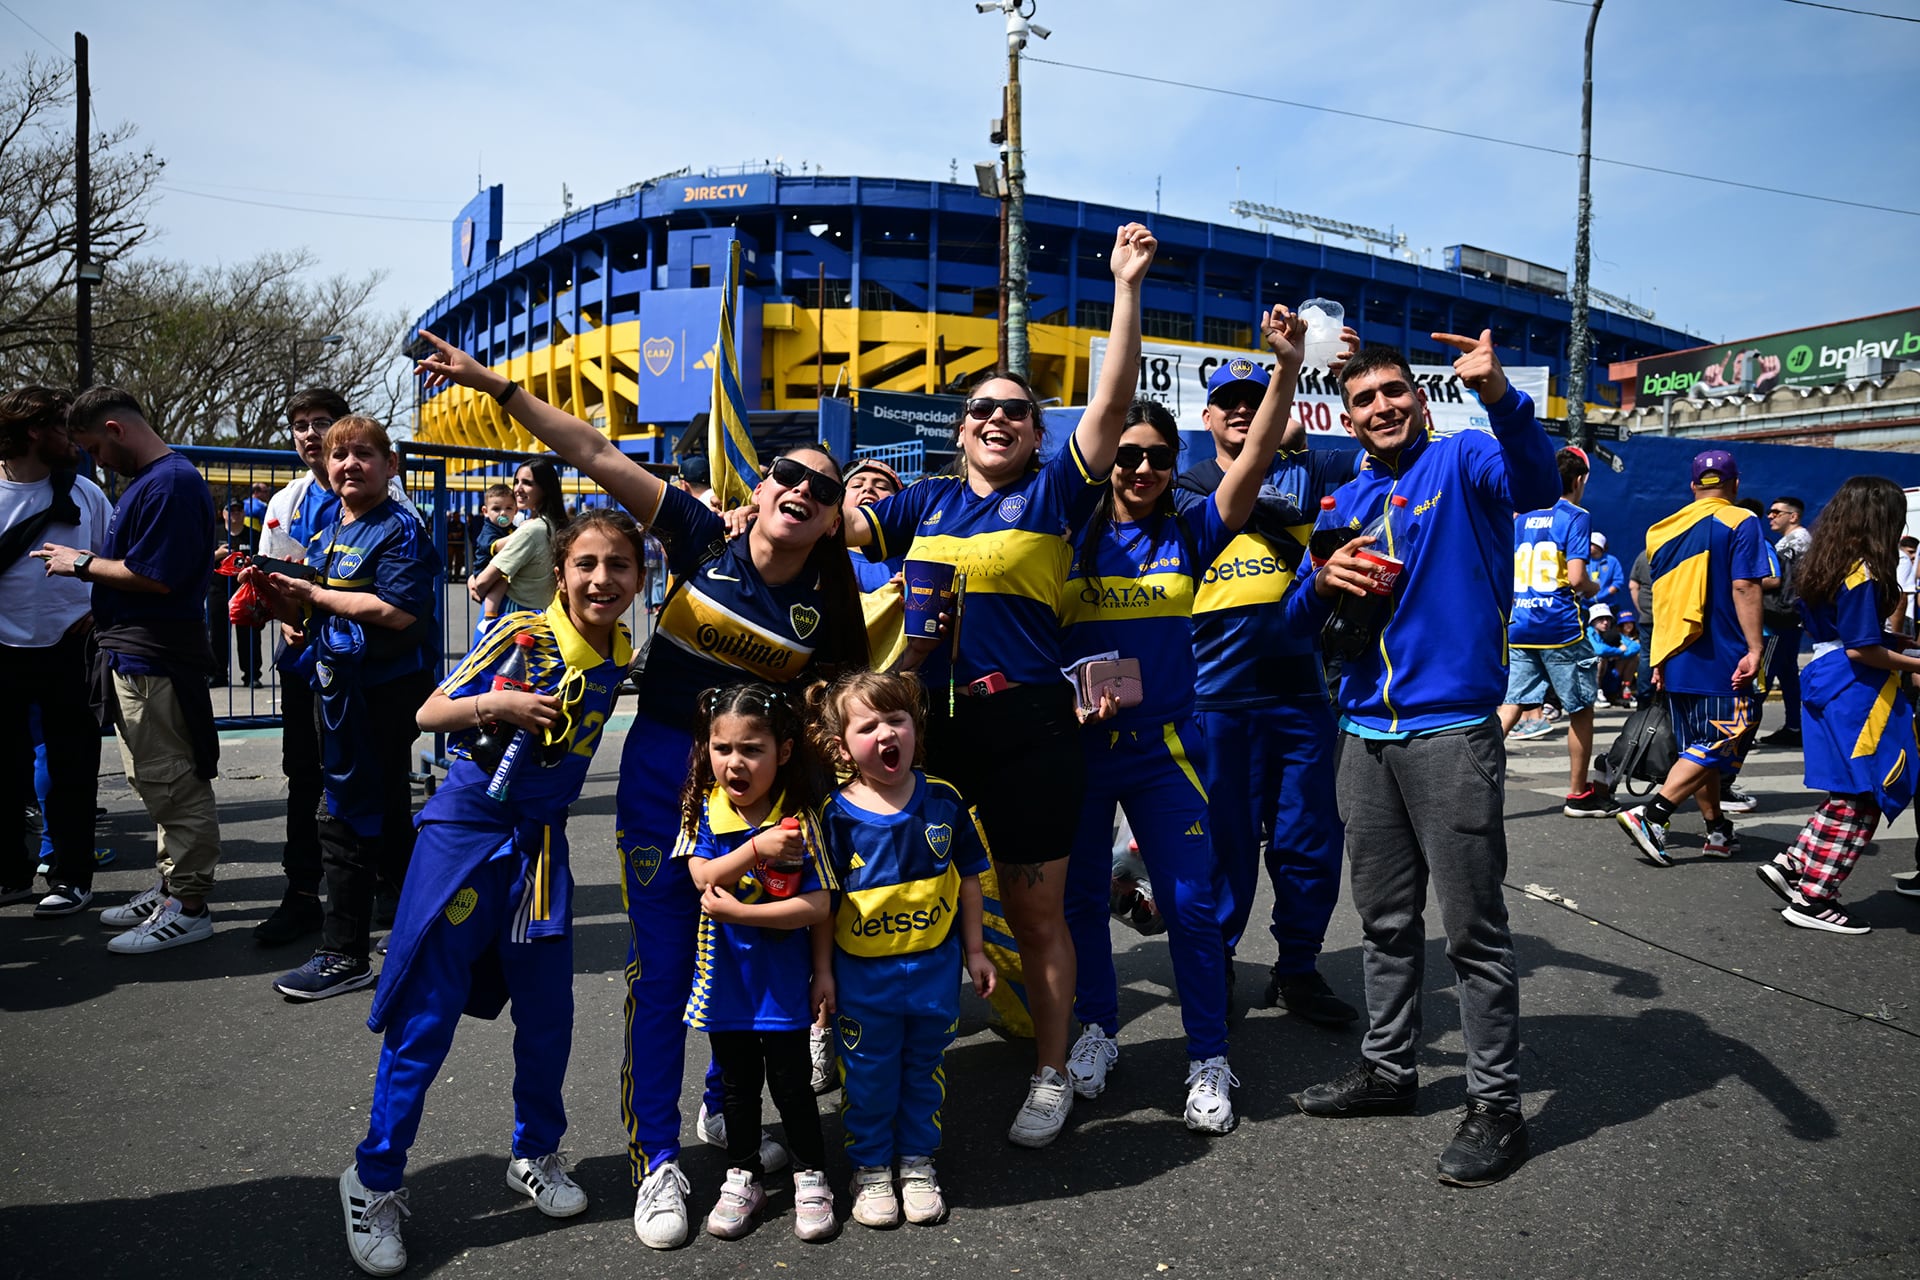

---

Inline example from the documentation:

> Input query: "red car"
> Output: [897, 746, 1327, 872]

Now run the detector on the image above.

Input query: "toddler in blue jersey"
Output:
[676, 683, 840, 1243]
[334, 510, 643, 1278]
[811, 670, 997, 1228]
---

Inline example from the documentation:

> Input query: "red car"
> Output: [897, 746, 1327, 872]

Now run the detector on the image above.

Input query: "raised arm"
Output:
[1215, 307, 1307, 531]
[1074, 224, 1159, 475]
[416, 329, 666, 523]
[1432, 328, 1557, 511]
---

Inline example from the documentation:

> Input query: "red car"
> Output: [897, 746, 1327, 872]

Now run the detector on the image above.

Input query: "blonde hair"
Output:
[808, 669, 927, 773]
[323, 414, 395, 458]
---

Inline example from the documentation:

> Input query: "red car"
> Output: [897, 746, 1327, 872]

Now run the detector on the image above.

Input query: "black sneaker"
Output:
[1293, 1062, 1417, 1117]
[1891, 870, 1920, 899]
[1759, 727, 1801, 748]
[1562, 787, 1618, 819]
[33, 885, 94, 917]
[0, 884, 39, 907]
[1618, 806, 1672, 866]
[253, 890, 324, 947]
[1437, 1102, 1530, 1187]
[273, 951, 374, 1001]
[1266, 969, 1360, 1026]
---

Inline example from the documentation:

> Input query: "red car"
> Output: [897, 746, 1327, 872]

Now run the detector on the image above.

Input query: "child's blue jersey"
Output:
[1797, 562, 1915, 817]
[818, 772, 991, 963]
[636, 484, 829, 732]
[1508, 498, 1592, 649]
[858, 436, 1108, 687]
[679, 787, 835, 1033]
[1060, 495, 1235, 727]
[305, 496, 440, 685]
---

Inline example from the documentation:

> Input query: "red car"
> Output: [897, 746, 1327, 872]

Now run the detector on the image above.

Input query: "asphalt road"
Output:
[3, 701, 1917, 1280]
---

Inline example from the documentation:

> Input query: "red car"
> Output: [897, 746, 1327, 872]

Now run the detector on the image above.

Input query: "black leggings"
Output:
[707, 1029, 825, 1175]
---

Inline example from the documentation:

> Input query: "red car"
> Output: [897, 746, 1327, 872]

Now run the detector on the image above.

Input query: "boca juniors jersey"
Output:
[305, 496, 441, 684]
[1508, 497, 1592, 649]
[818, 772, 992, 963]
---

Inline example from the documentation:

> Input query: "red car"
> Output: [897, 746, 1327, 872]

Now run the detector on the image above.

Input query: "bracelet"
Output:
[492, 380, 518, 407]
[474, 693, 485, 727]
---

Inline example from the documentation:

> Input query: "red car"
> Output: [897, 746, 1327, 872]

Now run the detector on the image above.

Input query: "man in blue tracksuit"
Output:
[1284, 333, 1558, 1189]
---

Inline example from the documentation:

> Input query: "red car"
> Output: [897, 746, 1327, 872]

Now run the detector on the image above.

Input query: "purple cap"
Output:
[1690, 449, 1738, 488]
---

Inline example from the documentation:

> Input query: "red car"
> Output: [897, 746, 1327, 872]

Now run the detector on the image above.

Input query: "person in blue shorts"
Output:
[414, 328, 868, 1250]
[334, 509, 643, 1276]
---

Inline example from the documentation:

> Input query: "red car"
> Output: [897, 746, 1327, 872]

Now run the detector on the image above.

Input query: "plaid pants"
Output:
[1783, 793, 1881, 905]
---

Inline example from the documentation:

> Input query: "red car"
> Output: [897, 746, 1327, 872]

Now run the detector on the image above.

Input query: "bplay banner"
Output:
[1621, 307, 1920, 404]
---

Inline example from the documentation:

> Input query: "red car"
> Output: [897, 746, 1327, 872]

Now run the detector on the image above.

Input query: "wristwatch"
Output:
[72, 551, 95, 581]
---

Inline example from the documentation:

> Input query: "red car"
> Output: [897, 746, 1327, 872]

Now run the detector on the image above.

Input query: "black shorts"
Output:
[924, 681, 1084, 866]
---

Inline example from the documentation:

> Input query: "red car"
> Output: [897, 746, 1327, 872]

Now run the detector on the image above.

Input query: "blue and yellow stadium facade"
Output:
[413, 167, 1701, 456]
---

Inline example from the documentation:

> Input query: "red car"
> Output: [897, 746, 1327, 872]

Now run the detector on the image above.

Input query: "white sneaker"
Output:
[100, 879, 165, 929]
[850, 1165, 899, 1228]
[809, 1023, 836, 1094]
[792, 1168, 838, 1242]
[1007, 1066, 1074, 1148]
[695, 1102, 789, 1173]
[1183, 1055, 1239, 1134]
[107, 898, 212, 953]
[632, 1161, 690, 1250]
[507, 1152, 588, 1218]
[1066, 1024, 1119, 1099]
[704, 1168, 765, 1240]
[898, 1156, 946, 1224]
[1720, 784, 1759, 814]
[340, 1165, 409, 1277]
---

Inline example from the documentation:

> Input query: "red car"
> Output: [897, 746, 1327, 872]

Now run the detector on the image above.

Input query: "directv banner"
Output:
[1088, 337, 1550, 439]
[1624, 307, 1920, 403]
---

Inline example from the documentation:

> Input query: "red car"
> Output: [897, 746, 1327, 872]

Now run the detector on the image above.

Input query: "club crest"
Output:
[997, 494, 1028, 523]
[1228, 357, 1255, 379]
[837, 1013, 863, 1052]
[925, 823, 953, 861]
[334, 549, 365, 577]
[444, 886, 478, 926]
[628, 843, 665, 887]
[789, 603, 820, 639]
[642, 336, 674, 377]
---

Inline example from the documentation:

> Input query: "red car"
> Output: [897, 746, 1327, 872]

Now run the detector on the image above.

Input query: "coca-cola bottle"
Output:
[468, 632, 538, 780]
[1322, 495, 1409, 660]
[1307, 496, 1348, 570]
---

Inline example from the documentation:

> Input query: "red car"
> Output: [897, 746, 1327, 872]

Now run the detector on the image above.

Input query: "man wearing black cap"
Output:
[1618, 449, 1769, 866]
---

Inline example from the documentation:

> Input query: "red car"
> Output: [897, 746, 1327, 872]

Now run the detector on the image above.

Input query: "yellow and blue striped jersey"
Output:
[819, 773, 991, 960]
[1647, 496, 1769, 693]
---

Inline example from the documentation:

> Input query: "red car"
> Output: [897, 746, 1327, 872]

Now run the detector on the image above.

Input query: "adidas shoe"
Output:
[1720, 784, 1759, 814]
[1183, 1055, 1239, 1135]
[100, 880, 165, 929]
[507, 1152, 588, 1218]
[106, 898, 212, 953]
[704, 1168, 764, 1240]
[897, 1157, 945, 1224]
[850, 1165, 899, 1228]
[632, 1160, 690, 1250]
[1617, 806, 1672, 867]
[809, 1023, 836, 1095]
[792, 1169, 838, 1241]
[340, 1165, 409, 1277]
[695, 1102, 790, 1173]
[1782, 901, 1871, 935]
[1757, 857, 1808, 907]
[273, 951, 374, 1000]
[1007, 1066, 1074, 1148]
[33, 885, 93, 917]
[1065, 1024, 1119, 1098]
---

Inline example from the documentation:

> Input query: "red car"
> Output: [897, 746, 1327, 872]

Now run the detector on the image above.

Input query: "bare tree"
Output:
[0, 54, 162, 364]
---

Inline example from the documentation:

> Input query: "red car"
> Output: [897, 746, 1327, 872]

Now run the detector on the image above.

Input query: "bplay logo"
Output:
[1814, 331, 1920, 370]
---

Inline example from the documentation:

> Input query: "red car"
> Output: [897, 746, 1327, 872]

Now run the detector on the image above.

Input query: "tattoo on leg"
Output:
[1009, 862, 1046, 887]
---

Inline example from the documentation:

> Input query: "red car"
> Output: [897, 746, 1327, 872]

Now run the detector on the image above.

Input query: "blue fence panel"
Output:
[853, 439, 926, 484]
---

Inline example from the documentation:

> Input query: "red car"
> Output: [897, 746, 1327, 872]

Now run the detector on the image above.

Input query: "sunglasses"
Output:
[1209, 389, 1264, 413]
[1114, 443, 1176, 471]
[965, 397, 1035, 423]
[768, 456, 844, 506]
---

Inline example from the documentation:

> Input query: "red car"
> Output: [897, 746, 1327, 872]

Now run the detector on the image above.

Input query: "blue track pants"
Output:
[835, 950, 957, 1168]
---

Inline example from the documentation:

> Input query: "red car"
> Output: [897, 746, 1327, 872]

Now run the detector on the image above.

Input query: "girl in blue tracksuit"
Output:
[1058, 309, 1306, 1136]
[675, 683, 838, 1243]
[334, 509, 643, 1278]
[811, 670, 997, 1229]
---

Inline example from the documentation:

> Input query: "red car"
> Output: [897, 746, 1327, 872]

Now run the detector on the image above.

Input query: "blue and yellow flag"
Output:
[708, 239, 761, 510]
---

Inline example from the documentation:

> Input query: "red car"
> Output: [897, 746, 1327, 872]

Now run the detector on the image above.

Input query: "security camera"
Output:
[1029, 22, 1050, 38]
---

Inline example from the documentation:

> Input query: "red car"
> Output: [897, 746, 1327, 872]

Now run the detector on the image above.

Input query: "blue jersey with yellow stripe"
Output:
[304, 496, 440, 684]
[860, 437, 1108, 687]
[636, 484, 828, 730]
[1647, 496, 1770, 694]
[1798, 562, 1915, 818]
[1508, 498, 1592, 648]
[1061, 494, 1234, 726]
[819, 772, 991, 962]
[678, 787, 834, 1032]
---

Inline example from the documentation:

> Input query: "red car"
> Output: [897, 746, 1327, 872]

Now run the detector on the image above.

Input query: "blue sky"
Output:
[8, 0, 1917, 348]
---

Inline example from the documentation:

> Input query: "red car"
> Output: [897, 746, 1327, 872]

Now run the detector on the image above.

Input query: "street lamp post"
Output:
[1566, 0, 1604, 451]
[975, 1, 1049, 379]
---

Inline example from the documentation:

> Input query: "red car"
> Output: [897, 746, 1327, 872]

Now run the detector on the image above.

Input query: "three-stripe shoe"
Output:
[106, 897, 212, 953]
[99, 880, 166, 929]
[507, 1153, 588, 1218]
[273, 951, 374, 1000]
[340, 1165, 409, 1276]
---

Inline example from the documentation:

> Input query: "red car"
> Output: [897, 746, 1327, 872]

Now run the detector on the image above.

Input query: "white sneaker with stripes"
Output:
[99, 880, 165, 930]
[339, 1165, 409, 1276]
[507, 1153, 588, 1218]
[107, 898, 212, 953]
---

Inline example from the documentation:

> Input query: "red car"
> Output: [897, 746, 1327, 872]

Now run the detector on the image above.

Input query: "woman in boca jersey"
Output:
[414, 330, 867, 1252]
[840, 222, 1159, 1150]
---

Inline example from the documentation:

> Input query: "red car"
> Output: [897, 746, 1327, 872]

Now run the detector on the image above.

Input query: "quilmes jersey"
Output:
[1508, 497, 1592, 648]
[859, 435, 1107, 686]
[305, 495, 440, 685]
[638, 484, 827, 731]
[1179, 446, 1359, 709]
[818, 772, 991, 968]
[1060, 495, 1234, 727]
[1647, 496, 1770, 695]
[678, 787, 834, 1033]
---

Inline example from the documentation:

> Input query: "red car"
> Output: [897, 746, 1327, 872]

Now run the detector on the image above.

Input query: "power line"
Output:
[0, 0, 60, 55]
[160, 184, 551, 228]
[1024, 55, 1920, 218]
[167, 178, 532, 208]
[1780, 0, 1920, 21]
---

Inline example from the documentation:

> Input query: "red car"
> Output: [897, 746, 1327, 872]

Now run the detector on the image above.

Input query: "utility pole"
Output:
[976, 1, 1049, 378]
[1566, 0, 1603, 451]
[74, 32, 95, 390]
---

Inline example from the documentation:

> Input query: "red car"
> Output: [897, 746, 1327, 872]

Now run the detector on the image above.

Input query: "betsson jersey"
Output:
[1060, 494, 1233, 726]
[818, 772, 991, 961]
[859, 436, 1107, 687]
[1508, 497, 1592, 648]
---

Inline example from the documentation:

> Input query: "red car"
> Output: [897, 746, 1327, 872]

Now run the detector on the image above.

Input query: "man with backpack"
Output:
[1760, 496, 1811, 748]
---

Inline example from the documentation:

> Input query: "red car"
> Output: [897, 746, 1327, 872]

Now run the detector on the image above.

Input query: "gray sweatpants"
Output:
[1335, 718, 1521, 1110]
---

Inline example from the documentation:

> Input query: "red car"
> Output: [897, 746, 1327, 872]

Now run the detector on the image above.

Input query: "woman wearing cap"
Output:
[413, 329, 868, 1250]
[841, 222, 1158, 1149]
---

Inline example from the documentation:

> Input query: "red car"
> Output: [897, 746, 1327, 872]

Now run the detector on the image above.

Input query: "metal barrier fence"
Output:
[854, 439, 926, 483]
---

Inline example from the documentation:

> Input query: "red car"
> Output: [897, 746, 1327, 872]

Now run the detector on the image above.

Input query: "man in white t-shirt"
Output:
[1899, 536, 1918, 637]
[0, 386, 112, 916]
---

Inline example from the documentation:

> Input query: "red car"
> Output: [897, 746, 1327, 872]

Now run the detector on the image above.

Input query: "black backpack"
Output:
[1598, 700, 1679, 797]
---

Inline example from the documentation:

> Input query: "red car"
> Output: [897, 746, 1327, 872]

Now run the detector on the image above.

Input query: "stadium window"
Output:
[1076, 299, 1113, 330]
[861, 280, 904, 311]
[1142, 308, 1192, 341]
[1203, 317, 1253, 348]
[691, 265, 711, 288]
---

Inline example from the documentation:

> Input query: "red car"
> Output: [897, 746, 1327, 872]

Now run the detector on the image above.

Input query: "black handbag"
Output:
[1601, 698, 1678, 797]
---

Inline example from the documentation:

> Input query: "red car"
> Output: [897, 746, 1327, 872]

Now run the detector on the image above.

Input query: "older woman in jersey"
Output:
[841, 222, 1157, 1149]
[414, 331, 866, 1251]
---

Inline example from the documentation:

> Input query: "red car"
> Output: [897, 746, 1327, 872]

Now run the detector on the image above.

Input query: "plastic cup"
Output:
[902, 559, 957, 639]
[1352, 547, 1403, 596]
[1298, 297, 1345, 371]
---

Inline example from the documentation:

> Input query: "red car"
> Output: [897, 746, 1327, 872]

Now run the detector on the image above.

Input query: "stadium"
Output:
[411, 164, 1703, 460]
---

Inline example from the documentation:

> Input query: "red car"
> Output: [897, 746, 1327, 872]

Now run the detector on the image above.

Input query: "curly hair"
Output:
[1796, 476, 1903, 617]
[806, 669, 927, 776]
[677, 682, 827, 839]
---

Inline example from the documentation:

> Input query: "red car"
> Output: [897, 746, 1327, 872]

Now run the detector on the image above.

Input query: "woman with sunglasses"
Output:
[1056, 307, 1307, 1137]
[841, 222, 1158, 1149]
[414, 330, 867, 1251]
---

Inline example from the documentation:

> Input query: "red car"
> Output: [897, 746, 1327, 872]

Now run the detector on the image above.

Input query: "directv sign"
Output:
[651, 172, 775, 214]
[452, 185, 504, 280]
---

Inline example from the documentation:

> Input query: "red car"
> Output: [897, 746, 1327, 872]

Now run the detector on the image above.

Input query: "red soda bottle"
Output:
[758, 817, 807, 899]
[1322, 495, 1409, 660]
[1307, 496, 1348, 569]
[469, 632, 538, 778]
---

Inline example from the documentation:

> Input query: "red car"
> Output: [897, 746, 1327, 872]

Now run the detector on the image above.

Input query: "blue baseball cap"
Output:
[1206, 357, 1270, 404]
[1691, 449, 1738, 488]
